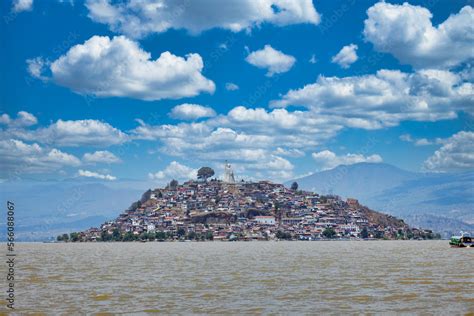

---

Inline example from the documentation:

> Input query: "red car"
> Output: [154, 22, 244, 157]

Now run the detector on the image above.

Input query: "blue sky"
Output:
[1, 0, 473, 184]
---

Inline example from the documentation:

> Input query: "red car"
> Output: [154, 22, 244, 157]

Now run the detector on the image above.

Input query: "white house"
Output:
[146, 223, 156, 233]
[254, 216, 276, 225]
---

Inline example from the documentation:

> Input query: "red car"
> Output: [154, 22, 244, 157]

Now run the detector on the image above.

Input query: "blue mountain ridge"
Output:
[2, 163, 472, 240]
[0, 180, 146, 241]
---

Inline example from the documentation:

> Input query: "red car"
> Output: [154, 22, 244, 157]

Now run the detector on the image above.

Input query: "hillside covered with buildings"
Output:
[61, 164, 439, 242]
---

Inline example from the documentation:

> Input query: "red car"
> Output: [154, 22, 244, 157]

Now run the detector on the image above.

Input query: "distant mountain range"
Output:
[3, 163, 472, 241]
[0, 180, 146, 241]
[288, 163, 474, 236]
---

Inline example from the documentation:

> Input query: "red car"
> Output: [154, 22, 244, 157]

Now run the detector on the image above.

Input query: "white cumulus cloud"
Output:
[29, 35, 215, 101]
[331, 44, 358, 69]
[312, 150, 383, 171]
[12, 0, 33, 12]
[132, 106, 340, 160]
[273, 147, 305, 158]
[148, 161, 197, 181]
[272, 69, 473, 129]
[0, 111, 37, 127]
[0, 139, 80, 178]
[225, 82, 239, 91]
[169, 104, 216, 120]
[245, 45, 296, 76]
[4, 118, 128, 147]
[131, 104, 342, 182]
[77, 169, 116, 181]
[26, 57, 48, 81]
[83, 150, 121, 164]
[423, 131, 474, 172]
[415, 138, 433, 146]
[85, 0, 320, 38]
[364, 2, 474, 69]
[399, 134, 434, 146]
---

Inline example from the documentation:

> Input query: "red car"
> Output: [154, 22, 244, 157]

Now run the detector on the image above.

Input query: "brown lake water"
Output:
[2, 240, 473, 314]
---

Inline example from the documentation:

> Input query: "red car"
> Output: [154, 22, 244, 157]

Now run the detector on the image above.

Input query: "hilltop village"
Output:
[61, 164, 439, 242]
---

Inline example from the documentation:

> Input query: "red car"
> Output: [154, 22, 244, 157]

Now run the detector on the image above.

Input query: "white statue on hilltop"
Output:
[223, 161, 235, 183]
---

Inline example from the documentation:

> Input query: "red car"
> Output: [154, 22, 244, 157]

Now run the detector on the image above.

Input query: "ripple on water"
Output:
[90, 293, 112, 301]
[12, 241, 474, 314]
[25, 275, 44, 284]
[399, 277, 434, 285]
[142, 309, 161, 313]
[383, 292, 419, 301]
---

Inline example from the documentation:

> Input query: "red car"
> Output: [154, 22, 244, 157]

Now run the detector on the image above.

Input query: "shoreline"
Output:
[6, 238, 446, 243]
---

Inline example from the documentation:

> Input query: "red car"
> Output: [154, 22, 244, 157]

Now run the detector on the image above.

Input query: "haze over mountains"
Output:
[289, 163, 474, 236]
[0, 180, 145, 241]
[2, 162, 472, 241]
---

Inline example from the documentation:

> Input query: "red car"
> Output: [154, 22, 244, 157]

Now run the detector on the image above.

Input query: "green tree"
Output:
[397, 229, 404, 239]
[187, 231, 196, 240]
[374, 230, 384, 239]
[197, 167, 215, 182]
[155, 231, 166, 240]
[291, 182, 299, 191]
[148, 232, 156, 241]
[322, 227, 336, 239]
[101, 230, 111, 242]
[205, 231, 214, 240]
[70, 232, 80, 242]
[169, 179, 179, 189]
[123, 231, 136, 241]
[139, 232, 148, 240]
[361, 227, 369, 239]
[276, 230, 292, 240]
[112, 228, 122, 241]
[177, 228, 186, 238]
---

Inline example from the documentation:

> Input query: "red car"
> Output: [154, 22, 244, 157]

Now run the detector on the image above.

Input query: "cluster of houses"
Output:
[72, 178, 431, 242]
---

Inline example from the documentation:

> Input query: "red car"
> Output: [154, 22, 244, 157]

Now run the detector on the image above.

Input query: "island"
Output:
[59, 165, 440, 242]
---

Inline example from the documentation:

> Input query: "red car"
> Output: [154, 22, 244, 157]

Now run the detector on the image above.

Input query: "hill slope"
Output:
[289, 163, 474, 235]
[72, 180, 427, 242]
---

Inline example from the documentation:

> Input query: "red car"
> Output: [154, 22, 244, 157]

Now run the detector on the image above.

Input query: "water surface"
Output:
[4, 241, 474, 314]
